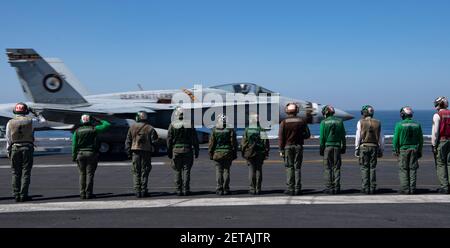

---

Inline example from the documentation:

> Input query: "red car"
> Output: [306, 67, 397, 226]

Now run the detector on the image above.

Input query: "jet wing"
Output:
[31, 99, 279, 129]
[30, 102, 166, 126]
[32, 102, 159, 115]
[0, 104, 14, 119]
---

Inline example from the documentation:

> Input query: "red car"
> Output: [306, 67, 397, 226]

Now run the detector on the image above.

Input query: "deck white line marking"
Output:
[1, 195, 450, 214]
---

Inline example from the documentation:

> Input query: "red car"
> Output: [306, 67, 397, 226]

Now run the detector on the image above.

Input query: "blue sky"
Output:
[0, 0, 449, 110]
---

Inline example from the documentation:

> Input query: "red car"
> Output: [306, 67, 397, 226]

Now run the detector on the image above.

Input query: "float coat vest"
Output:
[360, 117, 381, 146]
[75, 125, 97, 152]
[438, 109, 450, 140]
[9, 116, 34, 144]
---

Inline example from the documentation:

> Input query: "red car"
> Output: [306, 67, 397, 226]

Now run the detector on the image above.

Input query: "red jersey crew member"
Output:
[432, 97, 450, 194]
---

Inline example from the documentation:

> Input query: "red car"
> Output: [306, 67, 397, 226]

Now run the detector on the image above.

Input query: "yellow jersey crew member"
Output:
[431, 97, 450, 194]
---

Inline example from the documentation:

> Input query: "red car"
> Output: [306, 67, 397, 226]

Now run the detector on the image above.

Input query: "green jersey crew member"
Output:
[167, 108, 199, 196]
[125, 111, 159, 198]
[319, 105, 346, 195]
[208, 114, 238, 195]
[392, 106, 423, 194]
[241, 113, 270, 195]
[6, 102, 47, 202]
[355, 105, 384, 194]
[278, 103, 311, 196]
[72, 114, 111, 199]
[431, 96, 450, 194]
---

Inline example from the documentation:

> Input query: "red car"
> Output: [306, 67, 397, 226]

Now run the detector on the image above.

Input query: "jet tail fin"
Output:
[6, 48, 88, 105]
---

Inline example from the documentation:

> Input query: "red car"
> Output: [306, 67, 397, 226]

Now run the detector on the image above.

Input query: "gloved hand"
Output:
[417, 151, 423, 159]
[320, 147, 325, 156]
[279, 150, 285, 159]
[29, 107, 38, 117]
[92, 116, 101, 124]
[354, 149, 360, 158]
[341, 148, 346, 155]
[194, 151, 199, 159]
[209, 153, 214, 160]
[432, 146, 438, 155]
[168, 150, 173, 159]
[6, 146, 11, 158]
[377, 150, 383, 158]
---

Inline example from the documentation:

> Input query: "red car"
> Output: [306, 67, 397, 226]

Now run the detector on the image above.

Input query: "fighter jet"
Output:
[1, 48, 353, 154]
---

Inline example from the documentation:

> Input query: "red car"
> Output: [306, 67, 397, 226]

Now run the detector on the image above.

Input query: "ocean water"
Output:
[309, 110, 435, 136]
[33, 110, 436, 138]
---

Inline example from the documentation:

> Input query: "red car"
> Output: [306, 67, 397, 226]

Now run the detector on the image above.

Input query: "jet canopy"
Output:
[210, 83, 274, 95]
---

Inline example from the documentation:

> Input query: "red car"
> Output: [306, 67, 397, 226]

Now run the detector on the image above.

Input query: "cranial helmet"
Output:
[136, 111, 148, 122]
[434, 96, 448, 109]
[249, 112, 259, 125]
[321, 105, 335, 117]
[173, 107, 184, 120]
[80, 114, 92, 125]
[13, 102, 29, 115]
[361, 105, 374, 117]
[285, 103, 299, 115]
[216, 114, 227, 127]
[400, 106, 414, 120]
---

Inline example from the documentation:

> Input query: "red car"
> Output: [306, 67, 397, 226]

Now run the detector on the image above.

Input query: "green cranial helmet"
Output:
[400, 106, 414, 120]
[361, 105, 374, 117]
[136, 111, 148, 122]
[321, 105, 335, 117]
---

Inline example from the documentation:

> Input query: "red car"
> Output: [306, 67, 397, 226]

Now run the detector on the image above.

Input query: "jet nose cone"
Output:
[335, 108, 354, 121]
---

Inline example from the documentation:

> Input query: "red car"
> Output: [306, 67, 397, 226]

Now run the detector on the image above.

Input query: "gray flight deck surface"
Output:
[0, 138, 449, 228]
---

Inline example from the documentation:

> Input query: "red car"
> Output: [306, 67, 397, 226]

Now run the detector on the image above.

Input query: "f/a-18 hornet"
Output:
[0, 48, 353, 154]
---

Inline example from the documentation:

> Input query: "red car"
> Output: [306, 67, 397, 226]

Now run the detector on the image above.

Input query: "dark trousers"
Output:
[172, 152, 193, 192]
[132, 150, 152, 194]
[323, 146, 342, 191]
[436, 141, 450, 191]
[11, 145, 34, 198]
[77, 151, 98, 196]
[398, 149, 419, 193]
[215, 160, 232, 191]
[284, 145, 303, 191]
[247, 157, 264, 192]
[359, 145, 378, 192]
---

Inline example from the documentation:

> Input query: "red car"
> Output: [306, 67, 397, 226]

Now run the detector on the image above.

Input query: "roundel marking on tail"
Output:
[43, 74, 63, 93]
